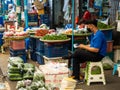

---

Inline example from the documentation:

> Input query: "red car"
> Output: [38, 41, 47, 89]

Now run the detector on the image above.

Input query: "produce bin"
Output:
[36, 52, 44, 64]
[30, 50, 37, 61]
[36, 39, 44, 54]
[44, 43, 68, 58]
[29, 38, 36, 51]
[0, 33, 3, 46]
[9, 48, 26, 55]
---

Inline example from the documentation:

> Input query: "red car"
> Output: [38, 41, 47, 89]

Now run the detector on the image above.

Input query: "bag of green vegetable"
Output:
[33, 70, 45, 82]
[9, 77, 23, 81]
[23, 63, 35, 72]
[8, 57, 24, 67]
[16, 80, 26, 89]
[23, 71, 34, 79]
[7, 73, 22, 78]
[8, 69, 21, 73]
[16, 80, 32, 89]
[8, 64, 21, 71]
[9, 57, 24, 63]
[29, 81, 45, 90]
[18, 87, 27, 90]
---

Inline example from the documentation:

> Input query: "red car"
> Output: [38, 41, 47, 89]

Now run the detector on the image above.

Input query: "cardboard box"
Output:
[34, 0, 44, 10]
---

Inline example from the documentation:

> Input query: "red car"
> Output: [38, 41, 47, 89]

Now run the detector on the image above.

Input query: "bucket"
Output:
[107, 40, 113, 53]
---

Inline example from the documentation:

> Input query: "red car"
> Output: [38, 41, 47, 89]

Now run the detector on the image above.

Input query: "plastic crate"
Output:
[40, 14, 49, 19]
[0, 16, 4, 26]
[36, 39, 44, 54]
[28, 13, 38, 22]
[102, 29, 112, 41]
[36, 52, 44, 64]
[10, 40, 25, 50]
[10, 52, 27, 63]
[29, 38, 36, 51]
[30, 50, 37, 61]
[25, 38, 30, 50]
[0, 33, 3, 46]
[44, 43, 68, 58]
[9, 48, 26, 55]
[40, 20, 49, 26]
[39, 14, 50, 26]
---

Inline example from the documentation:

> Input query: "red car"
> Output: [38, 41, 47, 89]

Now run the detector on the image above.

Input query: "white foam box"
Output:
[39, 63, 69, 87]
[114, 49, 120, 63]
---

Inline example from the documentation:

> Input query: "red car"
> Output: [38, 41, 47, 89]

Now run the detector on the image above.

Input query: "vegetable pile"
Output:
[7, 57, 35, 81]
[16, 70, 50, 90]
[97, 21, 113, 29]
[41, 34, 69, 40]
[35, 29, 49, 36]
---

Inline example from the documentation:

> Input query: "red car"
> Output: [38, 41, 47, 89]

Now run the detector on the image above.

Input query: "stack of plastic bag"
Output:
[23, 63, 35, 80]
[7, 57, 24, 81]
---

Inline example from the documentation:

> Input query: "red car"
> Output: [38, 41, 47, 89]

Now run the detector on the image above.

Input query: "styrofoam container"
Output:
[114, 49, 120, 63]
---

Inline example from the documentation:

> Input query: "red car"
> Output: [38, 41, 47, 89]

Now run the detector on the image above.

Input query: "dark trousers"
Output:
[70, 49, 104, 80]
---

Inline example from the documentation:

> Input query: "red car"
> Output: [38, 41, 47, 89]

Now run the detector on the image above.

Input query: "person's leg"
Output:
[71, 49, 104, 80]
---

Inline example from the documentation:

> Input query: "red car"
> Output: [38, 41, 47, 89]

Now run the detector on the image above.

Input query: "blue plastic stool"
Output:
[112, 63, 120, 75]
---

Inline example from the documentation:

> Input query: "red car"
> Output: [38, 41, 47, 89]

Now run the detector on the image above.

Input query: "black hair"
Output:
[83, 19, 98, 27]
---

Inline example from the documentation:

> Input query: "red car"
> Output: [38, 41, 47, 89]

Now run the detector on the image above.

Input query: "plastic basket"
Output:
[9, 48, 26, 55]
[30, 50, 37, 61]
[36, 39, 44, 54]
[0, 33, 3, 46]
[40, 14, 49, 19]
[44, 43, 68, 58]
[102, 29, 112, 41]
[36, 52, 44, 64]
[29, 38, 36, 51]
[28, 13, 38, 22]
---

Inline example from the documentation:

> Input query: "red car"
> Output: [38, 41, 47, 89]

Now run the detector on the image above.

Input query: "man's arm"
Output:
[78, 44, 99, 53]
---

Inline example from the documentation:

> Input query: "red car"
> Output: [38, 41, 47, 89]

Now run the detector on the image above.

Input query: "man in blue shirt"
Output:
[62, 19, 107, 82]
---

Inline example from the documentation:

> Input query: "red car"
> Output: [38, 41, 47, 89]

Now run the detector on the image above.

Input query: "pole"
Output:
[16, 0, 21, 26]
[72, 0, 75, 53]
[24, 0, 28, 28]
[70, 0, 75, 70]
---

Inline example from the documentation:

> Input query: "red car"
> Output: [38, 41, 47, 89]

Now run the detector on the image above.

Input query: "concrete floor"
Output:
[0, 51, 120, 90]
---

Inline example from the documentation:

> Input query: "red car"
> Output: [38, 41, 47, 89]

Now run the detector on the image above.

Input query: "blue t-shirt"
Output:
[90, 30, 107, 56]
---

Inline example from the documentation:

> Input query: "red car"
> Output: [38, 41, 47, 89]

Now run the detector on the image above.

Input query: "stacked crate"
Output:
[9, 40, 27, 63]
[35, 39, 44, 64]
[43, 42, 69, 65]
[28, 13, 39, 27]
[29, 37, 37, 61]
[39, 14, 50, 26]
[44, 43, 68, 58]
[0, 33, 3, 47]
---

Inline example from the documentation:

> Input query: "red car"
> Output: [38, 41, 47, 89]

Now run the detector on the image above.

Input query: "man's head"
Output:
[79, 19, 98, 32]
[83, 19, 98, 27]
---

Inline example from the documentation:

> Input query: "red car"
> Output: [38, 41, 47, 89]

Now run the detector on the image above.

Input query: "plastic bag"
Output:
[102, 56, 114, 69]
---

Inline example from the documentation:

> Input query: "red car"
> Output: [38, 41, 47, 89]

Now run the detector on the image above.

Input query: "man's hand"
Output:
[74, 43, 79, 48]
